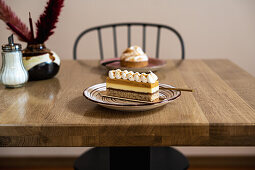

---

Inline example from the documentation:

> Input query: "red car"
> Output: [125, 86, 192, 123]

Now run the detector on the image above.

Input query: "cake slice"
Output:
[106, 69, 159, 102]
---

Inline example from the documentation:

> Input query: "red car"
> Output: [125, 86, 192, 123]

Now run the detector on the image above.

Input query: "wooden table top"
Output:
[0, 59, 255, 147]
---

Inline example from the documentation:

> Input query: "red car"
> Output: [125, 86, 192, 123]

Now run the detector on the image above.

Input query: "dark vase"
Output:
[22, 44, 60, 81]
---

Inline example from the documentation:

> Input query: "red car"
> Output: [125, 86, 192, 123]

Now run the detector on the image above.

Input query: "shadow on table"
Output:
[67, 96, 165, 119]
[77, 60, 108, 82]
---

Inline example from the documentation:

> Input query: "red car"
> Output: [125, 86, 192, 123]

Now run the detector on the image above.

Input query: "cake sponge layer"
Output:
[121, 60, 148, 68]
[106, 88, 159, 102]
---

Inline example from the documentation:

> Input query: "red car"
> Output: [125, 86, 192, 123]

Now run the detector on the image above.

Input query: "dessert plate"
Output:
[100, 57, 167, 72]
[83, 83, 181, 111]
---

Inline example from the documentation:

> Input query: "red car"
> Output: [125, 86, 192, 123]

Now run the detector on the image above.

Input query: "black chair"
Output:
[73, 22, 185, 60]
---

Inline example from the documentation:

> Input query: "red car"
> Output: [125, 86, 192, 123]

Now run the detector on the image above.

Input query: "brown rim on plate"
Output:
[100, 57, 167, 72]
[83, 83, 181, 106]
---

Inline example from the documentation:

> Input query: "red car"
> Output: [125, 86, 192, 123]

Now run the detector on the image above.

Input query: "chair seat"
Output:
[74, 147, 189, 170]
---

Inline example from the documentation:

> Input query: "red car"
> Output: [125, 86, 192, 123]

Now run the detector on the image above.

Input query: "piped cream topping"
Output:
[120, 46, 148, 62]
[108, 69, 158, 83]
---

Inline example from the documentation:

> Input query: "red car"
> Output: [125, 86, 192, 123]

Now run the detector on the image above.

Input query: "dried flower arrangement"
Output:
[0, 0, 64, 44]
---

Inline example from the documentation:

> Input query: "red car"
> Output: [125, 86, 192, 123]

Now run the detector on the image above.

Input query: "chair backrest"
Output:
[73, 22, 185, 60]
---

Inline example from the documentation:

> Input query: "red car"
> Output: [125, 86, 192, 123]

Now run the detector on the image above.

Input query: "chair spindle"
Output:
[113, 26, 118, 58]
[97, 28, 104, 60]
[143, 25, 146, 52]
[128, 24, 131, 47]
[156, 26, 161, 58]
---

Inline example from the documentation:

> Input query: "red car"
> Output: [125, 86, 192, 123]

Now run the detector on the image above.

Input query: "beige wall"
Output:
[0, 0, 255, 157]
[0, 0, 255, 75]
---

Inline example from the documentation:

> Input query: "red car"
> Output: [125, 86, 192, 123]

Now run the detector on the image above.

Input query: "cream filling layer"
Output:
[106, 83, 159, 93]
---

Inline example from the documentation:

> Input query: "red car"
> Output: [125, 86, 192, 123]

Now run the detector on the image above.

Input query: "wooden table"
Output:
[0, 59, 255, 147]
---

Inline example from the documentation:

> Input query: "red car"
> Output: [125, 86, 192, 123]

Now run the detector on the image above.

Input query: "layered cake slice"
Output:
[120, 46, 148, 68]
[106, 69, 159, 102]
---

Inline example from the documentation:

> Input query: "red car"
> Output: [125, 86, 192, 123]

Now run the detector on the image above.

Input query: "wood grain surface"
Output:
[0, 59, 254, 146]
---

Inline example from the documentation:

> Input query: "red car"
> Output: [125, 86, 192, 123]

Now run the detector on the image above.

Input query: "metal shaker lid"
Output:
[2, 34, 22, 52]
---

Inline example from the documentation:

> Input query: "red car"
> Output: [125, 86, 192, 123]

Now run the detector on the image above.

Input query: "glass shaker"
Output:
[0, 35, 28, 88]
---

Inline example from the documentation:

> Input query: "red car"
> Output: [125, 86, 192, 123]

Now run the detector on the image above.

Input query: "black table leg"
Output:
[74, 147, 189, 170]
[110, 147, 150, 170]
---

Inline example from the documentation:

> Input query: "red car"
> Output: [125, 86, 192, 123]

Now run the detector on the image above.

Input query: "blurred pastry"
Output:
[120, 46, 148, 68]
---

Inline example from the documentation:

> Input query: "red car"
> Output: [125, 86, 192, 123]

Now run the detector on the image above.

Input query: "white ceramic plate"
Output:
[83, 83, 181, 111]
